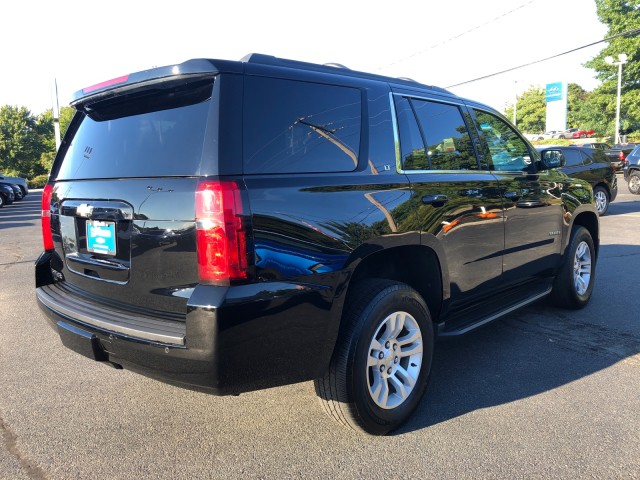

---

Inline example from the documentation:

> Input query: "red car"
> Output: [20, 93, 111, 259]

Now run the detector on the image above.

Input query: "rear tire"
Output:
[314, 279, 434, 435]
[0, 195, 4, 208]
[628, 172, 640, 195]
[593, 186, 609, 216]
[550, 226, 596, 309]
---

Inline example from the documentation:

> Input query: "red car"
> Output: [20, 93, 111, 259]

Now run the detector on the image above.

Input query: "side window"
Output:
[243, 77, 361, 174]
[394, 96, 428, 170]
[582, 150, 595, 165]
[411, 99, 478, 170]
[563, 149, 584, 167]
[473, 109, 532, 172]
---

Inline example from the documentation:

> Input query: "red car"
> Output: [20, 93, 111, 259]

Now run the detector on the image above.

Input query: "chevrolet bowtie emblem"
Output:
[76, 203, 94, 217]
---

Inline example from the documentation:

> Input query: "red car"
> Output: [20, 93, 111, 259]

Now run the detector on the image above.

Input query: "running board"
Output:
[437, 286, 552, 337]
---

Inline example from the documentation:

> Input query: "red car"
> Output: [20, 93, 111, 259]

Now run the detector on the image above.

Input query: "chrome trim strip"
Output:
[388, 92, 402, 173]
[391, 91, 465, 107]
[389, 92, 490, 175]
[37, 285, 186, 345]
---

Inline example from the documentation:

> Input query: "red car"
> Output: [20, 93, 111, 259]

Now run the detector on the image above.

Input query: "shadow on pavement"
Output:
[397, 244, 640, 435]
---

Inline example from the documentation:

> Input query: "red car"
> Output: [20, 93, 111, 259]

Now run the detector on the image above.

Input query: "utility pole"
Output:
[52, 79, 61, 150]
[513, 80, 517, 127]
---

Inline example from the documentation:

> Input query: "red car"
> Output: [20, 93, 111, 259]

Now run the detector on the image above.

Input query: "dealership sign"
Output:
[546, 82, 564, 102]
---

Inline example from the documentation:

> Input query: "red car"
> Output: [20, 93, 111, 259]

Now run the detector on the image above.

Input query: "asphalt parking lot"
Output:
[1, 186, 639, 479]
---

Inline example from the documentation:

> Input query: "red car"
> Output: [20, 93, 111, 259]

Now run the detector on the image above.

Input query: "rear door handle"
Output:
[421, 194, 449, 206]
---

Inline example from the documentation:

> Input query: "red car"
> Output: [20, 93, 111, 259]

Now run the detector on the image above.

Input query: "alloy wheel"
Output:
[366, 311, 423, 409]
[573, 241, 592, 296]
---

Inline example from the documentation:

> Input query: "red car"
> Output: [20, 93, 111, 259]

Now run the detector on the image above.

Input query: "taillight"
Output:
[41, 183, 54, 251]
[619, 151, 625, 160]
[195, 181, 248, 283]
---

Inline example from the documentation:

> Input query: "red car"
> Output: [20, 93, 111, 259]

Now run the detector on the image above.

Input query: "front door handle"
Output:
[421, 194, 449, 206]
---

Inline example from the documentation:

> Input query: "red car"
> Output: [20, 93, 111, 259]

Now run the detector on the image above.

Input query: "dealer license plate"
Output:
[86, 220, 117, 256]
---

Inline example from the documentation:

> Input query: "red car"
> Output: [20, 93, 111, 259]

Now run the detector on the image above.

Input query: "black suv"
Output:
[36, 54, 599, 435]
[537, 145, 617, 215]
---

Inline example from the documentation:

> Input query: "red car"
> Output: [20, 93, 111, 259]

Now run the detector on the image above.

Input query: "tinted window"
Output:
[243, 77, 361, 174]
[580, 150, 607, 165]
[57, 98, 211, 180]
[473, 110, 531, 172]
[411, 99, 477, 170]
[563, 149, 584, 167]
[394, 96, 427, 170]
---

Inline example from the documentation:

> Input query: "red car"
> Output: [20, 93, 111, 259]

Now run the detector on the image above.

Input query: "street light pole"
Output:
[605, 53, 628, 144]
[513, 80, 517, 126]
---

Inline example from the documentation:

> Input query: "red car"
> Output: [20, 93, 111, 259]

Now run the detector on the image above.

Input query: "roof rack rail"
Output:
[323, 62, 350, 70]
[239, 53, 454, 96]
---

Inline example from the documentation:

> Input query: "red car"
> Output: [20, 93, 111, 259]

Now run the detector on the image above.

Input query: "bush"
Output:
[29, 174, 49, 189]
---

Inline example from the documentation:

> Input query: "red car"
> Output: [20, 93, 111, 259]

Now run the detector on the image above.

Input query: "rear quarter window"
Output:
[243, 77, 361, 174]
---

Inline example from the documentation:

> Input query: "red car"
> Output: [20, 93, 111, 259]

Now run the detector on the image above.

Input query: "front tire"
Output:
[314, 279, 434, 435]
[628, 172, 640, 195]
[593, 186, 609, 216]
[550, 226, 596, 309]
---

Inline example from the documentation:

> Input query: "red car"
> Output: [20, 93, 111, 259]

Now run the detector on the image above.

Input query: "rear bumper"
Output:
[35, 254, 343, 395]
[37, 284, 222, 392]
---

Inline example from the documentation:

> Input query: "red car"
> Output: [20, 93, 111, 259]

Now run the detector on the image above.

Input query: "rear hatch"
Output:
[46, 67, 221, 323]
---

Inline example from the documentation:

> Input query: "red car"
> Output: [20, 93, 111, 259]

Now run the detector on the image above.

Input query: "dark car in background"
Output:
[1, 182, 23, 201]
[578, 142, 611, 151]
[0, 173, 28, 197]
[574, 142, 631, 172]
[537, 145, 617, 215]
[609, 143, 637, 171]
[0, 183, 15, 207]
[623, 144, 640, 194]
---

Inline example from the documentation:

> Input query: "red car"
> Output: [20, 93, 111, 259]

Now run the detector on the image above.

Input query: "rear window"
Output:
[243, 77, 361, 174]
[56, 84, 213, 180]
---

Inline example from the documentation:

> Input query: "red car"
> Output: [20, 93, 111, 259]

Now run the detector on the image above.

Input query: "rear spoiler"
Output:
[70, 58, 242, 108]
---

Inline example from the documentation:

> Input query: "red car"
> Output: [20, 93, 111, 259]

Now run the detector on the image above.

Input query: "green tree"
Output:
[584, 0, 640, 136]
[506, 86, 546, 133]
[36, 107, 75, 171]
[567, 84, 590, 129]
[507, 83, 605, 135]
[0, 105, 44, 177]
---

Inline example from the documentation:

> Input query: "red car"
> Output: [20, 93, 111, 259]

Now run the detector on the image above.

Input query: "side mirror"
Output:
[540, 150, 565, 169]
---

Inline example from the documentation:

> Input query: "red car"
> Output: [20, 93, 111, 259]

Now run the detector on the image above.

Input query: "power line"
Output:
[375, 1, 537, 71]
[446, 27, 640, 88]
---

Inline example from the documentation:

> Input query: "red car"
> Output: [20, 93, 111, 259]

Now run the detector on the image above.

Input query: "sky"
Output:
[0, 0, 609, 115]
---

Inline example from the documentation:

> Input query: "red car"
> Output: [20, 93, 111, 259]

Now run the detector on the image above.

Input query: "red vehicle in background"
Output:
[560, 128, 595, 139]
